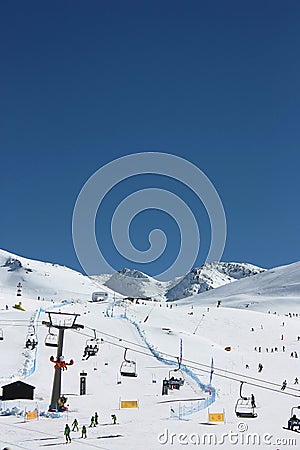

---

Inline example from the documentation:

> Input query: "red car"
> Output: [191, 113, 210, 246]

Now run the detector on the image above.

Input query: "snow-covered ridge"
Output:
[93, 262, 265, 301]
[166, 262, 265, 301]
[0, 249, 117, 302]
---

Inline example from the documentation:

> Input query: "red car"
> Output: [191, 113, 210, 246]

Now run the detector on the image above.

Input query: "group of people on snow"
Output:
[64, 412, 117, 443]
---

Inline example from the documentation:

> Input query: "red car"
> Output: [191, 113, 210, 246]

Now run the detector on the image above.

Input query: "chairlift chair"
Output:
[235, 382, 257, 418]
[45, 328, 58, 347]
[168, 357, 185, 389]
[83, 329, 100, 358]
[120, 348, 137, 377]
[286, 406, 300, 431]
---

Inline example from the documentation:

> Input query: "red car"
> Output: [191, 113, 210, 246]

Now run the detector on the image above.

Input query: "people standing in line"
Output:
[81, 425, 87, 439]
[72, 418, 79, 431]
[64, 424, 71, 443]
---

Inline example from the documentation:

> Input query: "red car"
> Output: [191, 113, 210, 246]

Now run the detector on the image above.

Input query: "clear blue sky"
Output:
[0, 0, 299, 278]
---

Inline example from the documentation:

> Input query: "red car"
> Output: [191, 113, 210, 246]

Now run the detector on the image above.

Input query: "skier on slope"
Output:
[64, 424, 71, 443]
[89, 415, 96, 427]
[72, 418, 79, 431]
[281, 380, 287, 391]
[81, 425, 87, 438]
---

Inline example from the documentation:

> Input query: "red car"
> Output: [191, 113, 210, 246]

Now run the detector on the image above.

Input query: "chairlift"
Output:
[168, 358, 185, 389]
[45, 328, 58, 347]
[120, 348, 137, 377]
[28, 324, 35, 335]
[82, 329, 100, 359]
[0, 328, 3, 341]
[235, 382, 257, 418]
[285, 406, 300, 431]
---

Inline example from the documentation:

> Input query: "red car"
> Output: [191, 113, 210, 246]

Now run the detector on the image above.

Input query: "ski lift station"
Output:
[91, 291, 109, 302]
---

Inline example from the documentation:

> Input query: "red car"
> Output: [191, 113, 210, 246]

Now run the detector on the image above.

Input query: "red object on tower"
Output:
[17, 282, 22, 297]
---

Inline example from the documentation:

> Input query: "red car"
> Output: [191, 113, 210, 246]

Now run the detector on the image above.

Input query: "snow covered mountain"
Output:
[0, 264, 300, 448]
[181, 260, 300, 313]
[0, 249, 116, 303]
[94, 262, 265, 301]
[93, 268, 171, 301]
[165, 262, 265, 301]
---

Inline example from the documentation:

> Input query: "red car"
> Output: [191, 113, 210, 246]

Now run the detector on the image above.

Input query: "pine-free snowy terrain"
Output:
[93, 263, 265, 301]
[0, 250, 300, 449]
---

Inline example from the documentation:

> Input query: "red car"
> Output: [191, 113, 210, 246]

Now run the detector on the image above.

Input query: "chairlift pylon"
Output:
[120, 348, 137, 377]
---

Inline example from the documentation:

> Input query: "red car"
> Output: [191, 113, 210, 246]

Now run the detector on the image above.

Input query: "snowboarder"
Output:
[89, 415, 96, 427]
[64, 424, 71, 443]
[281, 380, 287, 391]
[94, 412, 99, 425]
[81, 425, 87, 439]
[72, 418, 79, 431]
[111, 414, 117, 424]
[294, 377, 299, 384]
[251, 394, 256, 408]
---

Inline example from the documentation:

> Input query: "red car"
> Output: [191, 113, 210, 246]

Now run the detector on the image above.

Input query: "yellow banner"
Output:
[209, 413, 224, 422]
[26, 410, 38, 420]
[120, 400, 138, 409]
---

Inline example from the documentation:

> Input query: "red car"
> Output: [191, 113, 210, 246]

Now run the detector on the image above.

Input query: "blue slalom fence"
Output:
[106, 306, 216, 418]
